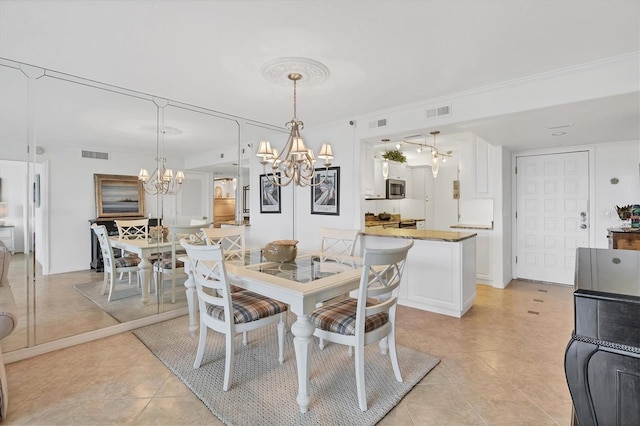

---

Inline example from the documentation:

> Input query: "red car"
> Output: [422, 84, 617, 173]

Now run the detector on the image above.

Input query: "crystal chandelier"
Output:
[256, 73, 334, 187]
[138, 108, 184, 195]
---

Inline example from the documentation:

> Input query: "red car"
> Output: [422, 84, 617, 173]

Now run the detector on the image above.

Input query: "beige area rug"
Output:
[74, 278, 188, 323]
[133, 315, 440, 425]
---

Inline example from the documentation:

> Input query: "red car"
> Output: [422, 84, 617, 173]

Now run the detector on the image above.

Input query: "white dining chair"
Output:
[114, 218, 149, 240]
[91, 224, 142, 302]
[180, 240, 288, 391]
[320, 227, 359, 256]
[153, 224, 205, 303]
[201, 226, 245, 263]
[310, 240, 413, 411]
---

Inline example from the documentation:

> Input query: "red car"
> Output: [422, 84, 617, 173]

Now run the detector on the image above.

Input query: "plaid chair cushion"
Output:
[114, 256, 141, 268]
[154, 258, 185, 269]
[207, 290, 287, 324]
[310, 298, 389, 335]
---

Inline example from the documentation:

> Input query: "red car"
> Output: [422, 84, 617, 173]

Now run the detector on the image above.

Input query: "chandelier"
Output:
[401, 130, 452, 178]
[256, 73, 334, 187]
[138, 108, 184, 195]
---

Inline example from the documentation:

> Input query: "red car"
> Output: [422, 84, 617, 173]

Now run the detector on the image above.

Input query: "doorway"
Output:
[515, 151, 590, 285]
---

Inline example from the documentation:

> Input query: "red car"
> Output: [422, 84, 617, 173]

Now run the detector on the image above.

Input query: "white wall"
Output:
[592, 140, 640, 247]
[0, 160, 28, 252]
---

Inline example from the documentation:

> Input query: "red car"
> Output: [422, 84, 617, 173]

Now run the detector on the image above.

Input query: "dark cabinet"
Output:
[607, 228, 640, 250]
[89, 218, 160, 271]
[565, 248, 640, 425]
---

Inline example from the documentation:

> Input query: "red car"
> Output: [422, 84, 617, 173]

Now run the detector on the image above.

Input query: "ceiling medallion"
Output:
[261, 57, 330, 87]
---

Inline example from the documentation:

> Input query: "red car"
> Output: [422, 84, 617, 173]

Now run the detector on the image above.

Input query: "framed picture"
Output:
[311, 166, 340, 215]
[94, 174, 146, 218]
[259, 173, 281, 213]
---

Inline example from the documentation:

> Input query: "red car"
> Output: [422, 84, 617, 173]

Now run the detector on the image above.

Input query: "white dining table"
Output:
[109, 237, 175, 303]
[219, 250, 364, 413]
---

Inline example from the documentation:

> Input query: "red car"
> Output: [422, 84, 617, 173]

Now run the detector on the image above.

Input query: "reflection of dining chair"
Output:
[201, 226, 245, 262]
[91, 224, 142, 302]
[180, 240, 288, 391]
[114, 218, 149, 261]
[153, 224, 205, 303]
[310, 240, 414, 411]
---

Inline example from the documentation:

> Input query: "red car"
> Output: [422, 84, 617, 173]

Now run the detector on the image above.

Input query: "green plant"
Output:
[382, 150, 407, 163]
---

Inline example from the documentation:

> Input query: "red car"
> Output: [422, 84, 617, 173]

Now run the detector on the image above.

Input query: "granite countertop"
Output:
[362, 227, 476, 242]
[607, 227, 640, 233]
[450, 223, 493, 230]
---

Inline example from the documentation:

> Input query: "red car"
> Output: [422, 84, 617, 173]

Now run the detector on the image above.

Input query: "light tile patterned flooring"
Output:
[4, 268, 575, 425]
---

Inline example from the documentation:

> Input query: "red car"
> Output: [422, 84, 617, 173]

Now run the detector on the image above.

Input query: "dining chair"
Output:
[91, 224, 142, 302]
[201, 225, 245, 263]
[180, 240, 288, 391]
[310, 240, 414, 411]
[320, 227, 359, 256]
[153, 224, 205, 303]
[114, 218, 150, 262]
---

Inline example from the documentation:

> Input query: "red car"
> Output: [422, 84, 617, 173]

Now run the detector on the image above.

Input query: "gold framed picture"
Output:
[94, 174, 145, 218]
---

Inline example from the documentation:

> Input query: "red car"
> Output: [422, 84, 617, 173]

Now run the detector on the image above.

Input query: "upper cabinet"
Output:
[387, 161, 408, 181]
[363, 145, 385, 199]
[459, 134, 493, 198]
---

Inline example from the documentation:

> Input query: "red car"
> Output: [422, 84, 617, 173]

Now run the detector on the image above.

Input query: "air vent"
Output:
[426, 104, 451, 120]
[368, 118, 388, 129]
[82, 150, 109, 160]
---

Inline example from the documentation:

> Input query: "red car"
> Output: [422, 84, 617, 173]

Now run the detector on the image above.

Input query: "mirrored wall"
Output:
[0, 58, 286, 355]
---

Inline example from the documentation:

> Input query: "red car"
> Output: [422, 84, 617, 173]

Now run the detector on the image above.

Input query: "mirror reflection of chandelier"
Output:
[256, 72, 334, 187]
[138, 107, 184, 195]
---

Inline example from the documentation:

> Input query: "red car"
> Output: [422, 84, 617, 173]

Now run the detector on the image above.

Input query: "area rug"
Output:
[133, 315, 440, 425]
[74, 278, 188, 323]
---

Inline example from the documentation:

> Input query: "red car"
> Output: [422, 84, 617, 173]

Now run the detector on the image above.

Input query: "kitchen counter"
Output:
[362, 228, 477, 318]
[450, 223, 493, 230]
[362, 227, 476, 242]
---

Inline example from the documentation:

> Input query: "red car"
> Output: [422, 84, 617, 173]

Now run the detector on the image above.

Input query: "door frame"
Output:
[511, 144, 596, 283]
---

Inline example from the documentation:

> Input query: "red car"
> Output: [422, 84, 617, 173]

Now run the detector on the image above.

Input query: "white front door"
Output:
[515, 151, 590, 285]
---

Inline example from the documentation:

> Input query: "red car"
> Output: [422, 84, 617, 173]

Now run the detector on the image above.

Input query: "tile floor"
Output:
[4, 262, 575, 425]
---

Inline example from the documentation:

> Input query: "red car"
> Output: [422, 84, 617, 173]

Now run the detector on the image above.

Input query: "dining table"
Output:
[109, 236, 175, 303]
[182, 248, 364, 413]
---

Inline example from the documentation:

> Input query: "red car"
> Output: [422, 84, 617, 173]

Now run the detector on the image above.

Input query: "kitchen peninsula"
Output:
[362, 227, 477, 318]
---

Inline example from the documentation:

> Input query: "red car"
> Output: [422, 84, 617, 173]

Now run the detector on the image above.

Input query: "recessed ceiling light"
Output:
[552, 132, 567, 136]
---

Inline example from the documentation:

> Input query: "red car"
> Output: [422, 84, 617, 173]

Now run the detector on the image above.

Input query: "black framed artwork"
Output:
[259, 173, 281, 213]
[311, 166, 340, 215]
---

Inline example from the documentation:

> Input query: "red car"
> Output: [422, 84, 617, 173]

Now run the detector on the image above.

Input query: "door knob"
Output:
[580, 224, 587, 229]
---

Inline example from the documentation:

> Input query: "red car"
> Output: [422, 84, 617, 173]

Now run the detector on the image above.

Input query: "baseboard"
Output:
[3, 307, 188, 363]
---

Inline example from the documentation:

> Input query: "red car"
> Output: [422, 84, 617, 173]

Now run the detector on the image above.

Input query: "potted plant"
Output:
[381, 150, 407, 163]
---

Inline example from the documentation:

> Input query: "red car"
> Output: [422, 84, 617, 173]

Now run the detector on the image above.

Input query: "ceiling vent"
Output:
[82, 150, 109, 160]
[368, 118, 388, 129]
[426, 104, 451, 120]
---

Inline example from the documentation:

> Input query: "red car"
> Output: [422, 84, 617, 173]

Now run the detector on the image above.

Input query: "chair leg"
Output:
[388, 332, 403, 383]
[348, 345, 354, 357]
[170, 270, 176, 304]
[319, 337, 326, 350]
[277, 313, 285, 364]
[193, 323, 207, 369]
[355, 345, 367, 411]
[101, 272, 109, 295]
[223, 332, 235, 391]
[107, 272, 116, 302]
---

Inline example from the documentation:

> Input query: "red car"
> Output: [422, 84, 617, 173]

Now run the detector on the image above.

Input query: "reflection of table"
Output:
[109, 237, 174, 303]
[224, 250, 363, 413]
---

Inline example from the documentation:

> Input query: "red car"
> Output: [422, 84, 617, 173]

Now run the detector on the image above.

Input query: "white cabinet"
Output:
[459, 134, 493, 198]
[363, 146, 385, 199]
[0, 226, 15, 253]
[387, 161, 407, 181]
[475, 231, 492, 284]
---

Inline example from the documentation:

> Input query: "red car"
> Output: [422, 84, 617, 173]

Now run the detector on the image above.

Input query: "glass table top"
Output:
[233, 249, 361, 284]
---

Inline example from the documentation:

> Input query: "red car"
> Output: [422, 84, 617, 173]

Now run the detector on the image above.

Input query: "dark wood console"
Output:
[89, 217, 160, 271]
[565, 248, 640, 425]
[607, 228, 640, 250]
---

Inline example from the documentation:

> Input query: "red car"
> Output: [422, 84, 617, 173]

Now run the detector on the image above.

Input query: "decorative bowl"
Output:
[264, 240, 298, 263]
[149, 226, 168, 241]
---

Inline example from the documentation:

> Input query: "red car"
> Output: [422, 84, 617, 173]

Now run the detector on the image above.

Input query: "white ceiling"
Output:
[1, 0, 638, 165]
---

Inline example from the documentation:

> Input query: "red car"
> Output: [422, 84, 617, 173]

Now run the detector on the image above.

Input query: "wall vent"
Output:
[426, 104, 451, 120]
[82, 150, 109, 160]
[368, 118, 388, 129]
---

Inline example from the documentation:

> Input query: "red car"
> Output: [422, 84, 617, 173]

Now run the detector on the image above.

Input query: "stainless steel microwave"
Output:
[385, 179, 405, 199]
